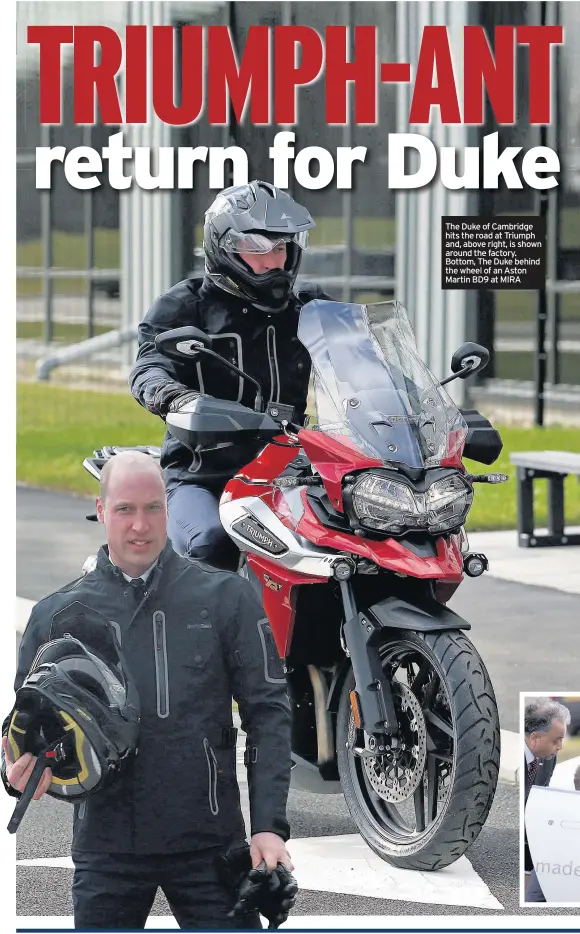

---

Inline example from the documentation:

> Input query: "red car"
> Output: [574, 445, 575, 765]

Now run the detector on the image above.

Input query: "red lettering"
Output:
[73, 26, 122, 123]
[325, 26, 377, 124]
[409, 26, 461, 124]
[464, 27, 514, 124]
[125, 26, 147, 123]
[208, 26, 269, 124]
[153, 26, 203, 125]
[517, 25, 563, 123]
[274, 27, 324, 124]
[27, 25, 73, 124]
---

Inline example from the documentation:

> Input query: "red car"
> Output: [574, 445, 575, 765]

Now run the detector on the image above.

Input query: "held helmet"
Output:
[203, 180, 315, 313]
[7, 634, 140, 802]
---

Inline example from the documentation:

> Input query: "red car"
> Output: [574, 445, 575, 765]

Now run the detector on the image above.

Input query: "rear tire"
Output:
[336, 628, 500, 871]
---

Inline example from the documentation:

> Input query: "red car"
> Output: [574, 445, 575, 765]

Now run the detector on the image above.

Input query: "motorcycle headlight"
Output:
[351, 475, 425, 535]
[425, 475, 473, 533]
[351, 473, 472, 536]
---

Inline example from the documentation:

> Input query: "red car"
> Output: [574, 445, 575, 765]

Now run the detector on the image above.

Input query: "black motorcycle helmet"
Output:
[203, 180, 316, 313]
[6, 633, 140, 802]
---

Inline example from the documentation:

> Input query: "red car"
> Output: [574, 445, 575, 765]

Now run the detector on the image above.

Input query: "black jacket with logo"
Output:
[5, 542, 291, 856]
[129, 276, 331, 490]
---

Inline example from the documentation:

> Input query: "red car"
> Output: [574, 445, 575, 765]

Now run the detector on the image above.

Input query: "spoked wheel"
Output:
[336, 629, 500, 870]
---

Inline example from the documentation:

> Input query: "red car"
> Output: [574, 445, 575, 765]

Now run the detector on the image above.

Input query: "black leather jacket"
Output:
[4, 542, 292, 856]
[129, 276, 331, 490]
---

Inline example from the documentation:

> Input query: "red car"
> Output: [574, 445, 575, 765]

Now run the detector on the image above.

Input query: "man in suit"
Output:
[523, 697, 570, 903]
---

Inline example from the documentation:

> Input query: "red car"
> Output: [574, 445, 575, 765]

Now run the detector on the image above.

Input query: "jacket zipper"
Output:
[203, 737, 219, 815]
[152, 610, 169, 718]
[266, 325, 280, 403]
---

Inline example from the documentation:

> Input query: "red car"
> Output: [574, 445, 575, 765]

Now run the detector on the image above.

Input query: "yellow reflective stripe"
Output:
[49, 711, 89, 787]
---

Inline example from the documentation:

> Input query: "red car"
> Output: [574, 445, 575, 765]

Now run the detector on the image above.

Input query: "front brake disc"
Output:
[358, 682, 427, 803]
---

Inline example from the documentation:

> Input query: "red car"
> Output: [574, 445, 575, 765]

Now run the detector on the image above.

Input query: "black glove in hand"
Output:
[152, 382, 201, 416]
[258, 863, 299, 929]
[167, 390, 203, 413]
[228, 861, 269, 921]
[228, 861, 298, 930]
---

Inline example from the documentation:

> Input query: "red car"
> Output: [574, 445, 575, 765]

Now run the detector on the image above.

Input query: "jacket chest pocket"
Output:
[150, 608, 220, 719]
[181, 608, 219, 670]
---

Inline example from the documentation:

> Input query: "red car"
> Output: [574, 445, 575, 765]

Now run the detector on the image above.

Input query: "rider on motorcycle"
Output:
[129, 180, 332, 571]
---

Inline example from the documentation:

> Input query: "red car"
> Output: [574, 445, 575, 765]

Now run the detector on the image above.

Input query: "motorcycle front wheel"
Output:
[336, 628, 500, 871]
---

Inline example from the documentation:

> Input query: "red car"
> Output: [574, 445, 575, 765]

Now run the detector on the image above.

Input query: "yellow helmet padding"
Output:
[8, 710, 26, 762]
[49, 711, 90, 787]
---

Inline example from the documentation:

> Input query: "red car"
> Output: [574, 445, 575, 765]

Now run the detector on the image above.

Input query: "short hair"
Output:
[574, 764, 580, 792]
[99, 451, 165, 503]
[524, 697, 571, 736]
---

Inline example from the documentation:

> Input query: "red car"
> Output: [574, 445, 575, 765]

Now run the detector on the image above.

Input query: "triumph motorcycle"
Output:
[83, 299, 506, 871]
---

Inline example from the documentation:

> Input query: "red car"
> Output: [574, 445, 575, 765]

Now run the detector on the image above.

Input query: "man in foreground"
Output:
[3, 451, 294, 929]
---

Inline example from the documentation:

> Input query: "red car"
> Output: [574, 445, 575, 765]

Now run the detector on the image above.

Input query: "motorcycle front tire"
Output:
[336, 627, 500, 871]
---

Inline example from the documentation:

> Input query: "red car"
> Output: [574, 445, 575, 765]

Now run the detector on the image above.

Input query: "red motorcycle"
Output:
[85, 299, 505, 871]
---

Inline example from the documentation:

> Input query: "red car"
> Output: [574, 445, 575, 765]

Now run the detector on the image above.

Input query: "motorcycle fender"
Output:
[366, 594, 471, 633]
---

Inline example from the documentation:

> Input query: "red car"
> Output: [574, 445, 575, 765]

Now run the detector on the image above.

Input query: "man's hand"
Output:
[250, 831, 293, 871]
[167, 390, 204, 413]
[2, 736, 52, 800]
[152, 382, 199, 416]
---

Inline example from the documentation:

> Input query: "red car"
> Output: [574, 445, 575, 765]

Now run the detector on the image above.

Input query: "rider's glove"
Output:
[254, 863, 299, 929]
[152, 382, 201, 416]
[216, 843, 299, 929]
[228, 861, 298, 929]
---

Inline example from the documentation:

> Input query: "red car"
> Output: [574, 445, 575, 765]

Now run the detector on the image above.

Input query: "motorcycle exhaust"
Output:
[306, 665, 334, 766]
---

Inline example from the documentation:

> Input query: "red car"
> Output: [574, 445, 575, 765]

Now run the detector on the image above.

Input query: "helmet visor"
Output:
[221, 230, 309, 254]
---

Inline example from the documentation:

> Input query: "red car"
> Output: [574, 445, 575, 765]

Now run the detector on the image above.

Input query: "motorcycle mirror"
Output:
[155, 326, 212, 361]
[441, 342, 490, 386]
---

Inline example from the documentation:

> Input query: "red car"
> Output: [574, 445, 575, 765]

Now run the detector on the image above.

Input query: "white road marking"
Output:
[17, 832, 503, 911]
[288, 834, 502, 909]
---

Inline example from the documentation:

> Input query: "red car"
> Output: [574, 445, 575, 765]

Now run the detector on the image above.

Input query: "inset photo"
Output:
[521, 693, 580, 907]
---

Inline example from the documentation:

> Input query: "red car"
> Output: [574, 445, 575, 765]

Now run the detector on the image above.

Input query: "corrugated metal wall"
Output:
[395, 0, 477, 402]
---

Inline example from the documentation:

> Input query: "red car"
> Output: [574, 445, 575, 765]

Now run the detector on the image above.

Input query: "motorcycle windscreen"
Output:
[297, 300, 467, 469]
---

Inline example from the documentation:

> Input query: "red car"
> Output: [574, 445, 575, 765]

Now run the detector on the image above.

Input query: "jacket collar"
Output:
[95, 539, 177, 584]
[198, 275, 301, 316]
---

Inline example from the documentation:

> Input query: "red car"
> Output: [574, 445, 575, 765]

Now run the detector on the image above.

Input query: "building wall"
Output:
[15, 0, 580, 403]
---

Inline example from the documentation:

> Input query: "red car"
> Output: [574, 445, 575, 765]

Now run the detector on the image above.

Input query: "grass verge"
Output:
[17, 383, 164, 496]
[17, 383, 580, 530]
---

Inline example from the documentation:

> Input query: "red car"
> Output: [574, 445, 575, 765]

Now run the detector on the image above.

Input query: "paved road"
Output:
[13, 486, 580, 923]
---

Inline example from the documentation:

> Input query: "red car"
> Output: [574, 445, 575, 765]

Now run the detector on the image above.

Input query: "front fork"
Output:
[339, 580, 400, 750]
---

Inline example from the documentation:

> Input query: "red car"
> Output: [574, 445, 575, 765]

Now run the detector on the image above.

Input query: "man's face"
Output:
[238, 241, 287, 275]
[96, 470, 167, 577]
[528, 718, 567, 759]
